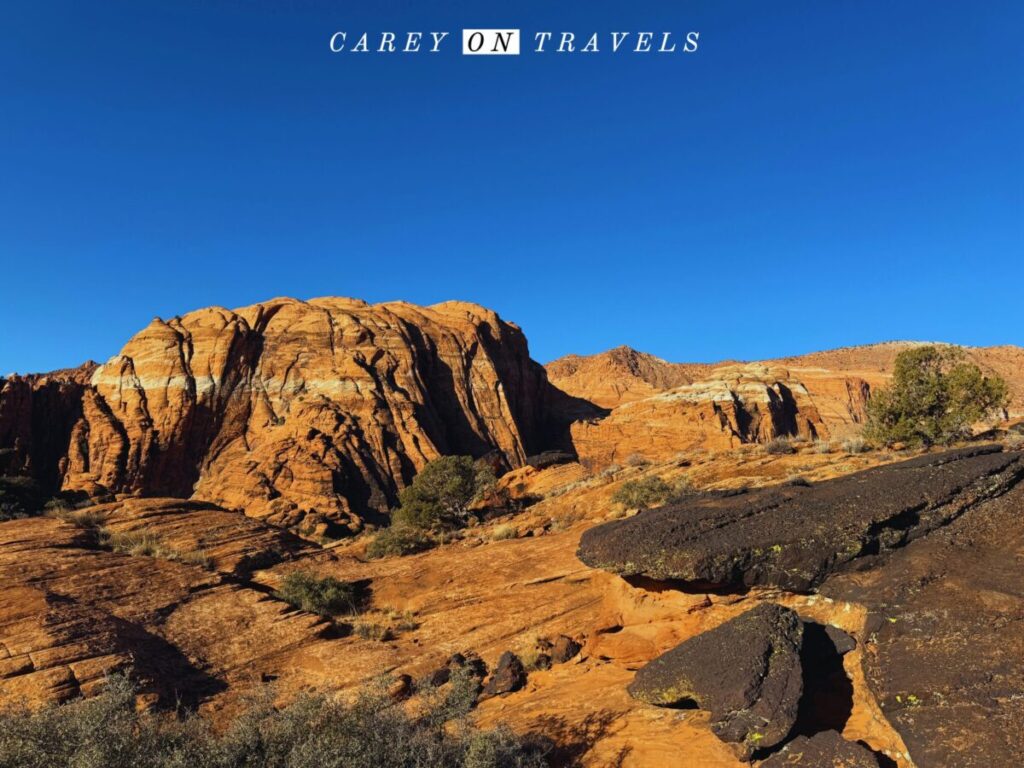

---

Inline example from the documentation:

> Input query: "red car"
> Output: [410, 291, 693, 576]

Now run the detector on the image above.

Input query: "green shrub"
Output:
[101, 528, 165, 557]
[354, 621, 394, 641]
[393, 456, 495, 531]
[611, 476, 674, 509]
[0, 672, 550, 768]
[274, 571, 357, 617]
[366, 525, 435, 559]
[865, 346, 1010, 447]
[48, 506, 107, 529]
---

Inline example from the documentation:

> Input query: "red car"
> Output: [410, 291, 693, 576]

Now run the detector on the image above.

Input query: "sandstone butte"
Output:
[1, 297, 1024, 768]
[0, 297, 595, 535]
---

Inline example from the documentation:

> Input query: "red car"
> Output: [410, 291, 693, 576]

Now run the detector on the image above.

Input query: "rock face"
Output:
[0, 299, 588, 533]
[0, 364, 97, 489]
[578, 445, 1023, 590]
[628, 603, 804, 757]
[568, 364, 838, 465]
[549, 341, 1024, 466]
[759, 731, 879, 768]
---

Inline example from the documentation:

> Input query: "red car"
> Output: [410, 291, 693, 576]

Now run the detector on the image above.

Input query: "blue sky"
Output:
[1, 1, 1021, 374]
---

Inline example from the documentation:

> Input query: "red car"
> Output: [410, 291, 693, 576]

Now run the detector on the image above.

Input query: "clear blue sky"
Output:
[1, 1, 1021, 374]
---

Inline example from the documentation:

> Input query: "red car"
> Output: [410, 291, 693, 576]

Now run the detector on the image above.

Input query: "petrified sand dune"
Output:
[568, 364, 848, 465]
[1, 298, 592, 533]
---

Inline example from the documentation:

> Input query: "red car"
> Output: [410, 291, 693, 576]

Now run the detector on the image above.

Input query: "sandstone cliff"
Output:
[568, 364, 849, 465]
[0, 298, 585, 533]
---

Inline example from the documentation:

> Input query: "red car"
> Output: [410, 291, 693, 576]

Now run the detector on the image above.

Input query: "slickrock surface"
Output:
[89, 497, 310, 576]
[0, 299, 589, 534]
[0, 505, 324, 707]
[578, 445, 1023, 590]
[0, 448, 915, 767]
[628, 603, 804, 756]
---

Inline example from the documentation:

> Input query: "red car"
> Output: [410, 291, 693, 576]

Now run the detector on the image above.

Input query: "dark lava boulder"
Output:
[482, 651, 527, 698]
[759, 731, 880, 767]
[426, 652, 487, 688]
[628, 603, 803, 757]
[579, 446, 1023, 591]
[820, 478, 1024, 767]
[550, 634, 581, 664]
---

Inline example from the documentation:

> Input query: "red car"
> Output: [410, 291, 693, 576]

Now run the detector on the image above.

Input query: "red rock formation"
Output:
[1, 299, 576, 534]
[570, 364, 834, 466]
[546, 346, 716, 409]
[0, 363, 97, 489]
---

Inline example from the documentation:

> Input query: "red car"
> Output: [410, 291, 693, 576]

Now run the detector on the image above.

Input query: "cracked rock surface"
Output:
[578, 445, 1023, 591]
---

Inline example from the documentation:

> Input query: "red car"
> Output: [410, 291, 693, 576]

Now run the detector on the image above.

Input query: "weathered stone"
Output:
[550, 634, 582, 663]
[824, 625, 856, 655]
[387, 673, 413, 701]
[759, 731, 880, 767]
[628, 603, 803, 757]
[482, 651, 527, 697]
[579, 446, 1023, 590]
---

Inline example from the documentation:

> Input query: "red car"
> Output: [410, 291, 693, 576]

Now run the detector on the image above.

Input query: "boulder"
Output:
[387, 674, 413, 702]
[482, 651, 527, 698]
[759, 731, 879, 767]
[427, 651, 487, 687]
[550, 634, 582, 663]
[579, 446, 1023, 590]
[820, 477, 1024, 767]
[628, 603, 803, 757]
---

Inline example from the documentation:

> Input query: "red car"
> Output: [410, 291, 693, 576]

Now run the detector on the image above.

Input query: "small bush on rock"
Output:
[611, 476, 674, 510]
[624, 453, 651, 467]
[841, 437, 870, 454]
[367, 525, 435, 559]
[764, 437, 796, 455]
[275, 571, 357, 617]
